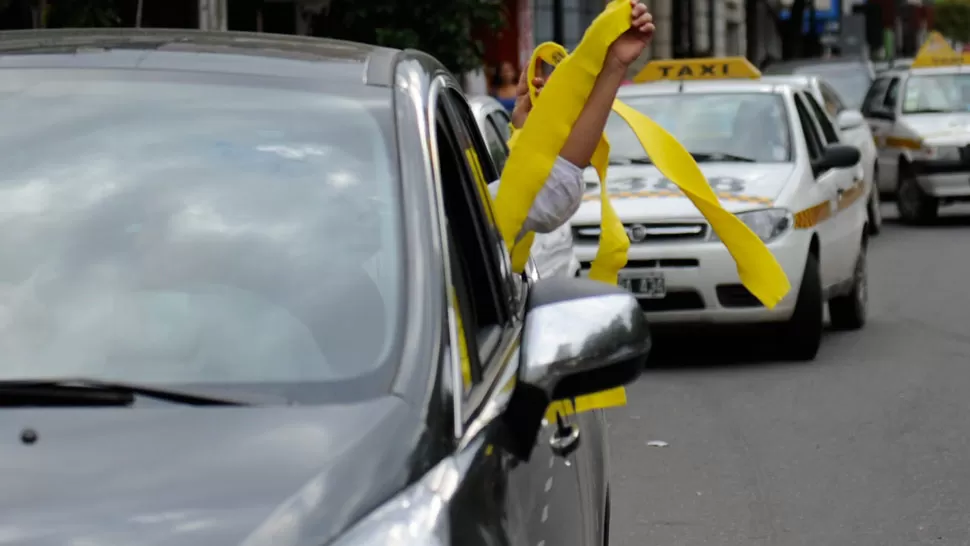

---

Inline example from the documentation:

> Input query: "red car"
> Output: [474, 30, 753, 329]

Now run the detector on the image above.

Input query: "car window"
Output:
[793, 93, 824, 160]
[883, 78, 900, 111]
[862, 78, 891, 116]
[611, 92, 792, 163]
[0, 69, 403, 401]
[488, 110, 512, 142]
[819, 81, 845, 116]
[434, 89, 517, 395]
[481, 116, 510, 173]
[803, 92, 840, 145]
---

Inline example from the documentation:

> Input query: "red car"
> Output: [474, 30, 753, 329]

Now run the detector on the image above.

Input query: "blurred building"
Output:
[480, 0, 754, 88]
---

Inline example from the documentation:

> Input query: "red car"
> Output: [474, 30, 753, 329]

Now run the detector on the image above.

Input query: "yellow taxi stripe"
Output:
[884, 136, 922, 150]
[792, 178, 866, 229]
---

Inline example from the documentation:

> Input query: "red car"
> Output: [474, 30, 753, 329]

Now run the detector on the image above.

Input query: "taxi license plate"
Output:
[619, 272, 666, 299]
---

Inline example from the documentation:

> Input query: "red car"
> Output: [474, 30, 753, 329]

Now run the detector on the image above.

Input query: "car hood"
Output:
[572, 162, 796, 225]
[903, 113, 970, 144]
[0, 396, 419, 546]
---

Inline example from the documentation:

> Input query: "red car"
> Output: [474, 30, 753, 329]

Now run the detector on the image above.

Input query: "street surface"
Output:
[609, 203, 970, 546]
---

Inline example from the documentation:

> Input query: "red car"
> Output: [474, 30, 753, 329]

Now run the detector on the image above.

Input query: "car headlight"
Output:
[921, 145, 961, 161]
[709, 208, 792, 243]
[329, 461, 455, 546]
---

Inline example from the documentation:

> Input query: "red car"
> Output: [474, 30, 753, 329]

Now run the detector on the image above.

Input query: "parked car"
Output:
[763, 57, 876, 111]
[874, 58, 913, 74]
[762, 74, 882, 234]
[0, 28, 650, 546]
[469, 95, 582, 278]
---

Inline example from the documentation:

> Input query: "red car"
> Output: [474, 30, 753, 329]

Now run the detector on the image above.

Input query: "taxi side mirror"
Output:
[813, 144, 861, 176]
[837, 110, 865, 130]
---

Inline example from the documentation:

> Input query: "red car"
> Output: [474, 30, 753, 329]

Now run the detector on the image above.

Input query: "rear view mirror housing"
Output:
[837, 109, 865, 130]
[812, 144, 861, 176]
[502, 276, 650, 459]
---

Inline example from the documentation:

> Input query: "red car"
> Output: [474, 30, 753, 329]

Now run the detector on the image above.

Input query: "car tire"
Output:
[896, 164, 938, 224]
[777, 253, 823, 362]
[829, 240, 868, 331]
[867, 164, 882, 235]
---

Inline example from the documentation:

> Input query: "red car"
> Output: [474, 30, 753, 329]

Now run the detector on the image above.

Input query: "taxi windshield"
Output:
[0, 69, 402, 401]
[607, 93, 792, 164]
[902, 73, 970, 114]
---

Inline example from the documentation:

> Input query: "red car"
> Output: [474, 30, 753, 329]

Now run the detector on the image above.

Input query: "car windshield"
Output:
[902, 73, 970, 114]
[794, 64, 871, 109]
[606, 93, 792, 164]
[0, 69, 402, 402]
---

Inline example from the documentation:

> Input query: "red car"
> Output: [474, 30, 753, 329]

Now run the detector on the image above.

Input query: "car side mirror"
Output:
[837, 109, 865, 130]
[812, 144, 861, 176]
[501, 276, 650, 459]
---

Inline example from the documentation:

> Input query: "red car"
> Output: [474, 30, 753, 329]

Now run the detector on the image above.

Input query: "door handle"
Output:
[549, 413, 581, 459]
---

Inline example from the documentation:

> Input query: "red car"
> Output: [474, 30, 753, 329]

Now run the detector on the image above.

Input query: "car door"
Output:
[431, 81, 595, 546]
[792, 92, 844, 289]
[801, 91, 864, 282]
[861, 76, 896, 192]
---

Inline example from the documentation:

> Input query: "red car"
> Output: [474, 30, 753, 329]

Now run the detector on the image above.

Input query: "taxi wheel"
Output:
[896, 166, 938, 224]
[829, 242, 868, 331]
[778, 253, 823, 362]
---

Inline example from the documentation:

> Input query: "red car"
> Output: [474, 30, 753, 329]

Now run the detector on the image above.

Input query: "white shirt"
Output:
[487, 155, 584, 242]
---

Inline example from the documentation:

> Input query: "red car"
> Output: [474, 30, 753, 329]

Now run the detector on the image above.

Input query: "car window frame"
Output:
[862, 77, 892, 118]
[793, 92, 825, 162]
[488, 109, 513, 142]
[883, 77, 900, 112]
[818, 79, 846, 116]
[803, 91, 841, 145]
[481, 114, 510, 174]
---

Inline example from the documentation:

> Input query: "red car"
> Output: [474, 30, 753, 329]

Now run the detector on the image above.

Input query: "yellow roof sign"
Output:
[633, 57, 761, 83]
[912, 31, 963, 69]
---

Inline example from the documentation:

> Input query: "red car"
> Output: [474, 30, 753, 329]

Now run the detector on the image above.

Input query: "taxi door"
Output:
[801, 92, 863, 281]
[792, 92, 844, 288]
[861, 76, 898, 193]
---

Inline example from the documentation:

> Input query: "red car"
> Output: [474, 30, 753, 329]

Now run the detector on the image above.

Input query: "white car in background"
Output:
[762, 74, 882, 235]
[571, 58, 870, 361]
[469, 95, 581, 279]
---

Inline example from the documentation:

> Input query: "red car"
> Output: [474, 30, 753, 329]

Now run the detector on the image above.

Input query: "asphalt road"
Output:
[608, 203, 970, 546]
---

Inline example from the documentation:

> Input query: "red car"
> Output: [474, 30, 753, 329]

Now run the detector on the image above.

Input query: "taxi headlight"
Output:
[921, 145, 961, 161]
[709, 208, 792, 243]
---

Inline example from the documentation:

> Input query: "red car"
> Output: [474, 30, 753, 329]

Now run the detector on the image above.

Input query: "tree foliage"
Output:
[313, 0, 506, 74]
[934, 0, 970, 45]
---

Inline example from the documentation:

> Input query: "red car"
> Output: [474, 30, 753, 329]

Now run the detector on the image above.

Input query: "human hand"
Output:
[606, 0, 655, 71]
[510, 65, 546, 129]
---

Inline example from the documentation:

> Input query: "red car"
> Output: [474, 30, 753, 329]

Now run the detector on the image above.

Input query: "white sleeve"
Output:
[521, 156, 584, 235]
[488, 156, 585, 242]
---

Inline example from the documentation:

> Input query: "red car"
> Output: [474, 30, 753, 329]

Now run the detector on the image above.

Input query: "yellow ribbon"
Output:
[494, 0, 791, 423]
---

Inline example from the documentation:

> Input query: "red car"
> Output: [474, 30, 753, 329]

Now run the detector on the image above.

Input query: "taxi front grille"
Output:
[572, 223, 708, 244]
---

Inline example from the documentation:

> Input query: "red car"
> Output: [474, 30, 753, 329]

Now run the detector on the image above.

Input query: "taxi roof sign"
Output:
[633, 57, 761, 83]
[911, 31, 964, 69]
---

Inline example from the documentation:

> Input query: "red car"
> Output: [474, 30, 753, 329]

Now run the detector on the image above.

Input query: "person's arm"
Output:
[557, 60, 627, 168]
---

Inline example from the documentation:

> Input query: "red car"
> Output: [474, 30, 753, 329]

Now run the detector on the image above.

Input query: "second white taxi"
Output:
[572, 57, 870, 360]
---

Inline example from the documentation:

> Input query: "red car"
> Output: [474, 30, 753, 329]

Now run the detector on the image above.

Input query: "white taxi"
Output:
[861, 33, 970, 224]
[571, 58, 870, 361]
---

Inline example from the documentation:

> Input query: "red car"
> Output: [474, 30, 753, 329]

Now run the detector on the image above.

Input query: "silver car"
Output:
[469, 95, 581, 279]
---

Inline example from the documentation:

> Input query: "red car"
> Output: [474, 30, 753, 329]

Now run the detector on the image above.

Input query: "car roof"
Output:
[759, 74, 815, 88]
[617, 80, 785, 97]
[0, 28, 404, 87]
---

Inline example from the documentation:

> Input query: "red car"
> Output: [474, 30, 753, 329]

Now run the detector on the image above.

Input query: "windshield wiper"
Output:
[908, 108, 953, 114]
[0, 378, 251, 407]
[609, 157, 653, 165]
[691, 152, 758, 163]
